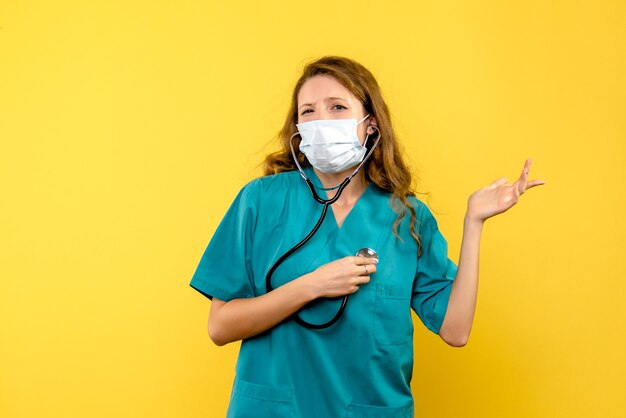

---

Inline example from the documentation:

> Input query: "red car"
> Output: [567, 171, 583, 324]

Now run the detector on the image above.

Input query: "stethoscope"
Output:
[265, 124, 382, 329]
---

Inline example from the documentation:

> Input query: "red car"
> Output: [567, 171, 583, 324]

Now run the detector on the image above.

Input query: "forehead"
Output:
[297, 75, 359, 105]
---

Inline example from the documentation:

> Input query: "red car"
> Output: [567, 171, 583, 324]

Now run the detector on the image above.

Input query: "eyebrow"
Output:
[298, 97, 349, 110]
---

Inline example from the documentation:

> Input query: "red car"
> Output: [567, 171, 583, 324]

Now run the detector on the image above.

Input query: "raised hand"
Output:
[466, 159, 545, 222]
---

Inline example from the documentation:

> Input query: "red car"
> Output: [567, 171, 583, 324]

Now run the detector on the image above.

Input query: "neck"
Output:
[312, 167, 368, 205]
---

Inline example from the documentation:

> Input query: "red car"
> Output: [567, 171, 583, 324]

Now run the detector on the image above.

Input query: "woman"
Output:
[190, 56, 544, 417]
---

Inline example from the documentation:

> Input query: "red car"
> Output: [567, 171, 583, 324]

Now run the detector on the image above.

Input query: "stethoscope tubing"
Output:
[265, 126, 381, 329]
[265, 177, 352, 329]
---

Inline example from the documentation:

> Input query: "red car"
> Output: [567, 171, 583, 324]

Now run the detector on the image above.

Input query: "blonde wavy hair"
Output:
[263, 56, 421, 250]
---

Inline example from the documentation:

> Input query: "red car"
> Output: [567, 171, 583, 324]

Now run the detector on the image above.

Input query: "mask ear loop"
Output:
[346, 124, 381, 181]
[357, 114, 372, 148]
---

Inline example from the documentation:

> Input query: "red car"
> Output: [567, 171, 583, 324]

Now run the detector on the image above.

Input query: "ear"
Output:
[367, 116, 378, 135]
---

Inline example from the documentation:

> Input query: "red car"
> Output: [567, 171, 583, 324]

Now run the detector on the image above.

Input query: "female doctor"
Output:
[190, 56, 544, 418]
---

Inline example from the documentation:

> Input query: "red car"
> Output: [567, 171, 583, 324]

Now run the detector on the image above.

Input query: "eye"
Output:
[332, 104, 347, 110]
[300, 108, 313, 115]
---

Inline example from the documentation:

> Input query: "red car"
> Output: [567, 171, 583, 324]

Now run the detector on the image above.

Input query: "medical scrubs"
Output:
[190, 167, 457, 418]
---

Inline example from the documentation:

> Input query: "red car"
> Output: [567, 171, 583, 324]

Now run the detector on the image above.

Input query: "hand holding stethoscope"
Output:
[307, 253, 378, 298]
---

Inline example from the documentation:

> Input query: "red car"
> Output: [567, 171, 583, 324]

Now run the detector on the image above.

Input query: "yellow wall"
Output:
[1, 1, 624, 417]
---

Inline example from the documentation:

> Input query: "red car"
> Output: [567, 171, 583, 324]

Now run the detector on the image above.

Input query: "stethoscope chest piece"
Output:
[355, 247, 378, 262]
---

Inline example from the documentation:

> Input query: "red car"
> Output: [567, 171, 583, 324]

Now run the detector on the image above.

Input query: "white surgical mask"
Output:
[296, 114, 371, 173]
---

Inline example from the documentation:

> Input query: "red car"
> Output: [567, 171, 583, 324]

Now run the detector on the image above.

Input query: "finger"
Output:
[357, 275, 371, 286]
[521, 158, 535, 182]
[518, 160, 531, 185]
[350, 256, 367, 265]
[353, 256, 378, 265]
[525, 158, 532, 173]
[355, 263, 377, 276]
[487, 177, 508, 190]
[515, 178, 527, 195]
[526, 179, 546, 189]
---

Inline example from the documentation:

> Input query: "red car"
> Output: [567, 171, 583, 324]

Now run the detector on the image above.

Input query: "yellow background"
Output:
[1, 1, 624, 417]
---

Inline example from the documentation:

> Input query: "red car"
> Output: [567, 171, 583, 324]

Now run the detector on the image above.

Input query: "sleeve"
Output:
[410, 202, 457, 335]
[188, 180, 260, 301]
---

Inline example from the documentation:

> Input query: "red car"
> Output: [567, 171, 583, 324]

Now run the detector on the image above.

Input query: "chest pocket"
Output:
[372, 284, 412, 346]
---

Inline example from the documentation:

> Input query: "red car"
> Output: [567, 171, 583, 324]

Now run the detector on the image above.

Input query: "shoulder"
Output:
[406, 195, 439, 233]
[235, 170, 302, 203]
[367, 187, 435, 222]
[253, 169, 302, 190]
[243, 170, 301, 195]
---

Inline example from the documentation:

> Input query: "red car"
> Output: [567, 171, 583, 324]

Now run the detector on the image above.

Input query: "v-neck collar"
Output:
[303, 166, 372, 231]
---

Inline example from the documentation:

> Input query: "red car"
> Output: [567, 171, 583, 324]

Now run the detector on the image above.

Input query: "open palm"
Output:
[467, 159, 545, 222]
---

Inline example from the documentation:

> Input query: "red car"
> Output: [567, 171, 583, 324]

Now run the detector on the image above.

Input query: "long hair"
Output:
[263, 56, 421, 250]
